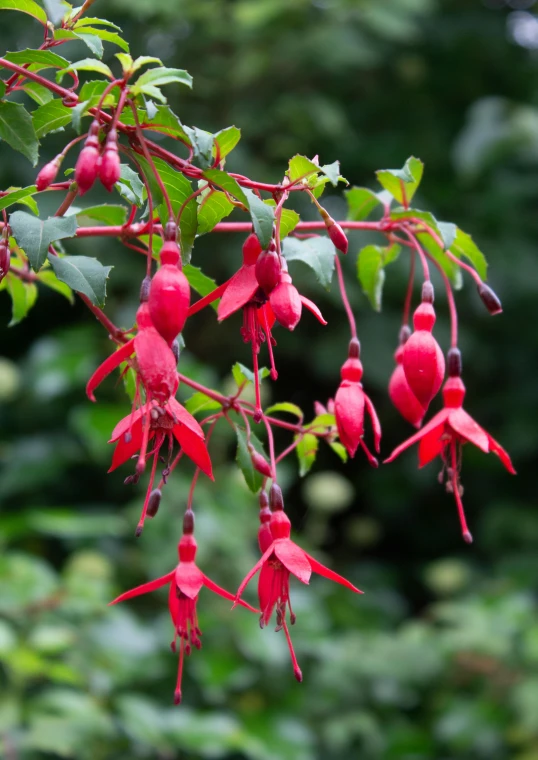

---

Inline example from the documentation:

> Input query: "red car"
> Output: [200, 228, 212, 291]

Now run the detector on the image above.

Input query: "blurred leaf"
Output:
[0, 0, 47, 23]
[232, 361, 270, 386]
[4, 48, 68, 69]
[282, 236, 336, 289]
[214, 125, 241, 159]
[265, 402, 303, 419]
[77, 204, 128, 226]
[115, 164, 145, 206]
[346, 186, 381, 221]
[357, 243, 400, 311]
[450, 227, 488, 280]
[183, 263, 218, 308]
[184, 391, 222, 415]
[197, 189, 235, 235]
[295, 432, 318, 476]
[5, 273, 37, 325]
[0, 101, 39, 165]
[36, 268, 74, 302]
[236, 427, 263, 492]
[53, 29, 104, 58]
[376, 156, 423, 206]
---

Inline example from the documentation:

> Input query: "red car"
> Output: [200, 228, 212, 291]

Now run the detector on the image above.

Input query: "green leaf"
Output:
[203, 169, 248, 205]
[197, 190, 234, 235]
[0, 186, 37, 213]
[36, 268, 74, 303]
[309, 413, 336, 430]
[21, 81, 54, 106]
[56, 58, 113, 82]
[416, 231, 462, 289]
[132, 67, 192, 97]
[74, 27, 129, 53]
[232, 362, 270, 387]
[115, 164, 145, 206]
[357, 243, 401, 311]
[42, 0, 66, 24]
[265, 402, 303, 419]
[437, 221, 457, 250]
[287, 155, 319, 183]
[184, 126, 214, 170]
[53, 29, 104, 59]
[0, 102, 38, 165]
[119, 104, 190, 143]
[72, 16, 122, 30]
[4, 49, 68, 70]
[295, 433, 318, 476]
[47, 254, 112, 306]
[282, 236, 336, 289]
[184, 391, 222, 416]
[346, 186, 381, 221]
[329, 441, 348, 463]
[235, 428, 263, 492]
[242, 187, 275, 249]
[183, 264, 218, 308]
[376, 156, 424, 206]
[32, 99, 72, 138]
[129, 55, 163, 74]
[450, 227, 488, 280]
[10, 212, 78, 271]
[213, 126, 241, 160]
[264, 201, 300, 240]
[5, 273, 37, 326]
[319, 160, 342, 186]
[0, 0, 47, 24]
[77, 204, 128, 226]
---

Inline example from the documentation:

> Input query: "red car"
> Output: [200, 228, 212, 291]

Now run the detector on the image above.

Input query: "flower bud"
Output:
[148, 255, 190, 344]
[326, 218, 349, 254]
[402, 301, 445, 406]
[477, 283, 502, 315]
[249, 446, 272, 478]
[139, 275, 151, 303]
[335, 380, 365, 458]
[242, 233, 262, 266]
[447, 347, 462, 378]
[75, 121, 100, 195]
[160, 240, 180, 266]
[99, 127, 121, 192]
[183, 508, 195, 535]
[269, 273, 302, 330]
[0, 240, 10, 282]
[164, 220, 178, 242]
[36, 154, 63, 191]
[147, 488, 162, 518]
[255, 247, 281, 294]
[388, 346, 426, 428]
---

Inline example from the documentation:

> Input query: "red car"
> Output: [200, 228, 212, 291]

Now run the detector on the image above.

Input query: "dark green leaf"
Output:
[4, 49, 68, 70]
[450, 227, 488, 280]
[203, 169, 248, 205]
[47, 254, 112, 306]
[184, 126, 214, 170]
[295, 433, 318, 476]
[0, 186, 37, 212]
[73, 27, 129, 53]
[213, 126, 241, 160]
[120, 104, 190, 143]
[197, 190, 234, 235]
[32, 100, 72, 138]
[265, 402, 303, 419]
[56, 58, 113, 82]
[0, 0, 47, 23]
[282, 236, 336, 289]
[346, 186, 381, 221]
[5, 273, 37, 326]
[77, 204, 128, 226]
[183, 264, 218, 309]
[115, 164, 145, 206]
[10, 212, 77, 271]
[357, 243, 401, 311]
[416, 231, 462, 289]
[184, 391, 222, 415]
[235, 427, 263, 493]
[0, 101, 39, 165]
[242, 187, 275, 249]
[376, 156, 424, 206]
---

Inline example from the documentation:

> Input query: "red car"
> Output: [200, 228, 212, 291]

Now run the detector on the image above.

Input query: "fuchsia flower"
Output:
[388, 327, 426, 428]
[148, 238, 191, 345]
[385, 350, 515, 542]
[402, 284, 445, 407]
[75, 120, 100, 195]
[36, 154, 62, 191]
[334, 338, 381, 465]
[98, 127, 121, 192]
[235, 485, 362, 681]
[110, 511, 257, 704]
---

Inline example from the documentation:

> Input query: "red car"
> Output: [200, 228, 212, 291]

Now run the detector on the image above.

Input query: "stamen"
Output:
[282, 619, 302, 682]
[450, 439, 473, 544]
[135, 442, 162, 536]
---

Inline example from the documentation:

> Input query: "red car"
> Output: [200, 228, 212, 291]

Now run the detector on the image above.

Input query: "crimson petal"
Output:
[167, 397, 205, 439]
[447, 408, 489, 452]
[109, 407, 144, 443]
[274, 540, 312, 584]
[486, 434, 516, 474]
[305, 553, 363, 593]
[384, 409, 449, 464]
[173, 424, 214, 479]
[234, 543, 275, 603]
[175, 562, 205, 599]
[299, 295, 327, 325]
[217, 266, 259, 321]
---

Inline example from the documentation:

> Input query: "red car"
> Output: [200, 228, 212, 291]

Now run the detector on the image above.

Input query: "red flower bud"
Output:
[402, 301, 445, 406]
[269, 273, 302, 330]
[258, 491, 273, 552]
[99, 128, 121, 192]
[335, 381, 365, 458]
[148, 242, 190, 344]
[0, 240, 10, 282]
[255, 246, 281, 294]
[146, 489, 162, 518]
[388, 346, 426, 428]
[249, 447, 272, 478]
[326, 219, 349, 254]
[242, 233, 262, 266]
[477, 283, 502, 315]
[135, 304, 179, 402]
[75, 123, 100, 195]
[36, 155, 63, 191]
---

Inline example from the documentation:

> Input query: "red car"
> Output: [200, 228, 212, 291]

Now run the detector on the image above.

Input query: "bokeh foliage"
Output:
[0, 0, 537, 758]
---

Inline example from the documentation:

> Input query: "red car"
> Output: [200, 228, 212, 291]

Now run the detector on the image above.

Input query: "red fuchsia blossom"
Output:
[109, 511, 257, 705]
[388, 327, 426, 428]
[325, 216, 349, 255]
[385, 350, 515, 543]
[98, 127, 121, 192]
[235, 484, 362, 681]
[75, 120, 101, 195]
[402, 283, 445, 407]
[148, 239, 191, 345]
[255, 242, 281, 294]
[36, 154, 63, 191]
[334, 339, 381, 465]
[268, 262, 326, 332]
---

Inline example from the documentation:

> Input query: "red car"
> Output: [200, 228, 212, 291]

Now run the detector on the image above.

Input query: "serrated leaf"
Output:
[32, 100, 72, 138]
[357, 244, 400, 311]
[129, 55, 163, 74]
[265, 402, 303, 419]
[6, 273, 37, 325]
[0, 102, 38, 165]
[450, 227, 488, 280]
[0, 186, 37, 213]
[77, 204, 128, 226]
[115, 164, 145, 206]
[203, 169, 248, 205]
[183, 264, 218, 309]
[10, 212, 77, 271]
[132, 67, 192, 97]
[53, 29, 104, 58]
[346, 186, 381, 221]
[74, 27, 129, 53]
[376, 156, 424, 206]
[184, 126, 214, 170]
[21, 81, 54, 106]
[4, 49, 68, 70]
[242, 187, 275, 249]
[295, 433, 318, 476]
[232, 362, 270, 387]
[36, 268, 74, 303]
[437, 222, 457, 250]
[213, 126, 241, 160]
[47, 254, 112, 306]
[282, 236, 336, 289]
[184, 392, 222, 416]
[120, 104, 190, 143]
[42, 0, 65, 24]
[319, 160, 342, 186]
[329, 441, 348, 463]
[197, 190, 234, 235]
[235, 428, 264, 492]
[287, 155, 319, 183]
[56, 58, 113, 82]
[72, 17, 122, 30]
[0, 0, 47, 23]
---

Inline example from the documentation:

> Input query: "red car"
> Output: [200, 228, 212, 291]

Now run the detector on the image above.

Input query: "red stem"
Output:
[334, 255, 357, 340]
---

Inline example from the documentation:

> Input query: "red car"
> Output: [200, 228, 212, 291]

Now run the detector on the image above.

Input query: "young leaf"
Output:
[357, 243, 401, 311]
[197, 190, 234, 235]
[450, 227, 488, 280]
[235, 427, 264, 493]
[129, 55, 163, 74]
[115, 165, 145, 206]
[56, 59, 113, 82]
[282, 236, 336, 289]
[0, 102, 39, 165]
[73, 27, 129, 53]
[131, 67, 192, 98]
[32, 100, 72, 138]
[242, 187, 275, 249]
[53, 29, 104, 59]
[77, 204, 128, 226]
[213, 126, 241, 160]
[346, 187, 381, 221]
[232, 362, 270, 387]
[264, 201, 300, 240]
[264, 402, 303, 420]
[319, 160, 343, 186]
[6, 274, 38, 326]
[295, 433, 318, 476]
[203, 169, 248, 205]
[184, 126, 214, 170]
[0, 186, 37, 213]
[10, 212, 78, 271]
[376, 156, 424, 206]
[287, 155, 319, 183]
[184, 391, 222, 416]
[71, 17, 123, 30]
[4, 49, 68, 70]
[47, 254, 112, 307]
[0, 0, 47, 24]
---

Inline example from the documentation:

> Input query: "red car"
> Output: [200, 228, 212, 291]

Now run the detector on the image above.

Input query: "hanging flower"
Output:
[388, 327, 426, 428]
[148, 238, 191, 345]
[402, 284, 445, 407]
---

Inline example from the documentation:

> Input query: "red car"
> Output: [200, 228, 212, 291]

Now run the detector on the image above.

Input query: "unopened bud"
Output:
[269, 483, 283, 511]
[147, 489, 162, 518]
[36, 155, 63, 191]
[242, 232, 262, 266]
[314, 401, 327, 417]
[0, 240, 10, 282]
[140, 276, 151, 303]
[255, 247, 281, 294]
[99, 127, 120, 192]
[183, 509, 195, 535]
[477, 283, 502, 315]
[398, 325, 411, 345]
[259, 490, 269, 510]
[164, 221, 178, 242]
[421, 280, 434, 303]
[447, 347, 462, 378]
[326, 217, 349, 254]
[249, 447, 272, 478]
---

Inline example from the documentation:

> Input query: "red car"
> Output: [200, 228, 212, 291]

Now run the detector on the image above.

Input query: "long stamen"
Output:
[252, 347, 262, 423]
[135, 439, 162, 537]
[282, 619, 302, 682]
[259, 307, 278, 380]
[359, 438, 379, 468]
[136, 400, 152, 474]
[174, 636, 185, 705]
[451, 439, 472, 544]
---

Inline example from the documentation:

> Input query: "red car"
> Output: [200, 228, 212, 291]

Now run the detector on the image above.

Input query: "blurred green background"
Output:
[1, 0, 537, 758]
